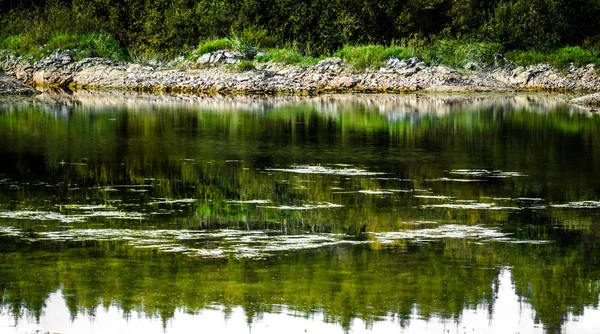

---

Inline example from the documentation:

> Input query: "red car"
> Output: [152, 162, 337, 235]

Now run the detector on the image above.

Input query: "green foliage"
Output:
[423, 39, 503, 68]
[506, 47, 600, 69]
[189, 36, 259, 62]
[485, 0, 565, 50]
[47, 32, 128, 61]
[335, 45, 412, 70]
[235, 60, 256, 72]
[234, 28, 279, 49]
[128, 46, 179, 67]
[0, 35, 39, 58]
[0, 32, 128, 61]
[229, 32, 258, 59]
[256, 47, 320, 66]
[1, 0, 600, 70]
[196, 38, 233, 55]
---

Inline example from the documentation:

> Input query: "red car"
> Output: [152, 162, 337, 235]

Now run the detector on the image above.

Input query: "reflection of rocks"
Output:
[571, 92, 600, 107]
[19, 90, 584, 119]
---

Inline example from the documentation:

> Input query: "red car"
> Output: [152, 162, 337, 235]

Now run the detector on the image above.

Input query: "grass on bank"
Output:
[0, 32, 128, 61]
[505, 47, 600, 69]
[2, 31, 600, 72]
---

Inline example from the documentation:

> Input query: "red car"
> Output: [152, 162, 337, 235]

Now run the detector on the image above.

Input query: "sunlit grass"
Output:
[334, 44, 413, 70]
[506, 46, 600, 69]
[0, 32, 128, 61]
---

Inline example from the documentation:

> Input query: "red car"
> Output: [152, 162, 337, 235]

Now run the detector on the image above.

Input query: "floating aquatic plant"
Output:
[266, 165, 385, 176]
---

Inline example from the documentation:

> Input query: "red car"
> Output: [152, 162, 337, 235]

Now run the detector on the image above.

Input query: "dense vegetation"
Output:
[2, 0, 600, 68]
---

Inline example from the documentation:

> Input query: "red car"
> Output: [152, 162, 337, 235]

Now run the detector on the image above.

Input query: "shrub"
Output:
[196, 38, 233, 55]
[0, 35, 39, 58]
[423, 39, 503, 68]
[334, 45, 411, 70]
[235, 60, 256, 72]
[506, 46, 600, 69]
[46, 32, 128, 61]
[128, 46, 178, 67]
[235, 28, 278, 49]
[485, 0, 565, 50]
[256, 47, 320, 66]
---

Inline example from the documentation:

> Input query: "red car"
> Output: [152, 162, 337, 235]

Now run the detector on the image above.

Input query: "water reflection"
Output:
[0, 92, 599, 333]
[0, 270, 569, 334]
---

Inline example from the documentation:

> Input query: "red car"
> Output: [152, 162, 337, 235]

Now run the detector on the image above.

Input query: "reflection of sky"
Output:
[1, 269, 598, 333]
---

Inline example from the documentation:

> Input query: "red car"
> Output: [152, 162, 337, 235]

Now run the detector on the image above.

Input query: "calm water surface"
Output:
[0, 92, 599, 334]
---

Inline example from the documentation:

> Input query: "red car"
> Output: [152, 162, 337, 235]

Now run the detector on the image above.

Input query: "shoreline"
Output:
[0, 73, 39, 96]
[2, 50, 600, 106]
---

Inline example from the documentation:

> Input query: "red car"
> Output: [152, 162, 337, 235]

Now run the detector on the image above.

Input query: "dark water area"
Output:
[0, 91, 599, 333]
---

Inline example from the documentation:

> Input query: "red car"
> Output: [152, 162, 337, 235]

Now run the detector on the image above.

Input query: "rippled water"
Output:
[1, 91, 600, 333]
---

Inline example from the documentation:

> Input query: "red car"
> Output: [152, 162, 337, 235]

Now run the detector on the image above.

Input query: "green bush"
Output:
[47, 32, 128, 61]
[196, 38, 233, 56]
[256, 47, 320, 66]
[334, 45, 412, 70]
[2, 0, 600, 70]
[235, 60, 256, 72]
[485, 0, 565, 50]
[423, 39, 503, 68]
[128, 46, 177, 67]
[235, 28, 278, 49]
[506, 47, 600, 68]
[0, 35, 39, 58]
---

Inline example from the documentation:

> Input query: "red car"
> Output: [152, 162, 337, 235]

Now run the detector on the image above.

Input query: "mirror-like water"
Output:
[1, 91, 599, 333]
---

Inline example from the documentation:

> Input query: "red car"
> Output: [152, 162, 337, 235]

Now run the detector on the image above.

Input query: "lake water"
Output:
[0, 91, 599, 334]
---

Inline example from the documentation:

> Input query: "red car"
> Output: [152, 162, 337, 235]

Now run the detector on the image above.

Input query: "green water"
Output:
[0, 92, 599, 334]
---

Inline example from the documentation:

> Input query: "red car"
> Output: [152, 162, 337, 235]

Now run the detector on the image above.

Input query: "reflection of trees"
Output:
[1, 235, 599, 333]
[1, 94, 598, 202]
[0, 238, 500, 331]
[0, 95, 599, 333]
[1, 98, 599, 231]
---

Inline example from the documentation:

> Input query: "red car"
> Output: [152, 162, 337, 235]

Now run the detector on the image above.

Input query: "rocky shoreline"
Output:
[0, 73, 39, 96]
[1, 50, 600, 105]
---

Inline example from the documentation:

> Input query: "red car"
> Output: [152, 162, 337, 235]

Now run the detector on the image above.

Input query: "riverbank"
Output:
[0, 72, 39, 96]
[2, 50, 600, 94]
[2, 50, 600, 107]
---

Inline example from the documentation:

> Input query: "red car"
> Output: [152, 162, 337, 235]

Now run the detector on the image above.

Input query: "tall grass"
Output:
[2, 27, 600, 72]
[256, 45, 321, 66]
[506, 46, 600, 69]
[128, 46, 181, 67]
[334, 45, 413, 70]
[423, 39, 503, 68]
[195, 38, 233, 56]
[0, 32, 128, 61]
